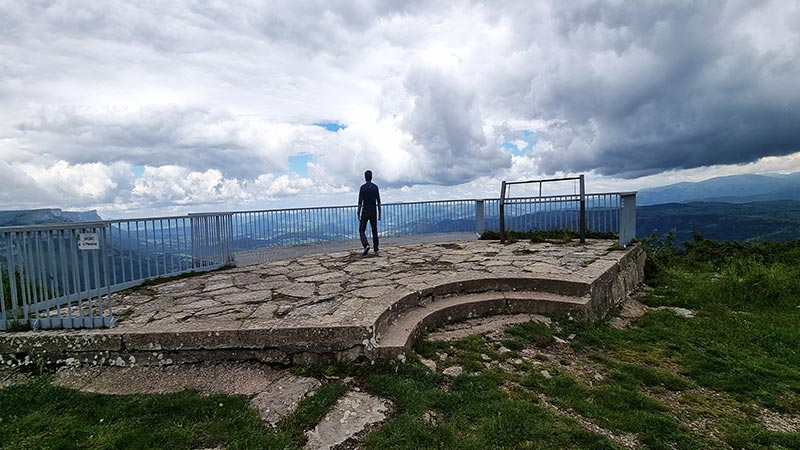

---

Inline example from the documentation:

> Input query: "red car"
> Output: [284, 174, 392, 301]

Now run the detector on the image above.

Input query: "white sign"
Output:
[77, 233, 100, 250]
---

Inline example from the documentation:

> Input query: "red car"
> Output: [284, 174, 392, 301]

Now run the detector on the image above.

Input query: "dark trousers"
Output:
[359, 211, 379, 250]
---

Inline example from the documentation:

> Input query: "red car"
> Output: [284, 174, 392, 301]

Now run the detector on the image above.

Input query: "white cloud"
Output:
[0, 0, 798, 216]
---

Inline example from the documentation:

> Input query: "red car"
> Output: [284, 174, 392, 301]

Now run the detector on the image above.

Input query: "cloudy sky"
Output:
[1, 0, 799, 217]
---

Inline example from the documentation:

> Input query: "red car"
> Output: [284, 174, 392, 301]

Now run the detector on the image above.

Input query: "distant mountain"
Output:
[638, 200, 800, 243]
[638, 172, 800, 205]
[0, 208, 103, 227]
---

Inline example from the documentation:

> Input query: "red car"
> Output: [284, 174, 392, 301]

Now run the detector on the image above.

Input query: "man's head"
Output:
[364, 170, 372, 182]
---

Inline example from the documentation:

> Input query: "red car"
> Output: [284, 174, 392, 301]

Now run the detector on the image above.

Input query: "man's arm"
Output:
[377, 187, 382, 221]
[357, 186, 363, 220]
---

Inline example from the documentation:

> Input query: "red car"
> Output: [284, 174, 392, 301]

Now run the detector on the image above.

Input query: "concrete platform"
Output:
[0, 239, 645, 367]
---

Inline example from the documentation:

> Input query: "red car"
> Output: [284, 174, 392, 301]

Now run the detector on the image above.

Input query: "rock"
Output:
[620, 298, 649, 319]
[541, 370, 552, 379]
[442, 366, 463, 377]
[422, 410, 441, 425]
[251, 375, 321, 427]
[304, 391, 390, 450]
[656, 306, 696, 318]
[420, 358, 437, 372]
[436, 352, 448, 362]
[594, 372, 604, 381]
[553, 336, 568, 344]
[567, 334, 576, 340]
[498, 346, 511, 354]
[480, 353, 491, 361]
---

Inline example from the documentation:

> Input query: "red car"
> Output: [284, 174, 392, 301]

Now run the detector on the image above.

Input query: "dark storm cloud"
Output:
[515, 0, 800, 176]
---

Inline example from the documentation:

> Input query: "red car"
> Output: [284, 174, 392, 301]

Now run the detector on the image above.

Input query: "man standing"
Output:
[358, 170, 381, 256]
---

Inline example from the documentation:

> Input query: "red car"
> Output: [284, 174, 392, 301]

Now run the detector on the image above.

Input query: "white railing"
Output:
[1, 193, 635, 331]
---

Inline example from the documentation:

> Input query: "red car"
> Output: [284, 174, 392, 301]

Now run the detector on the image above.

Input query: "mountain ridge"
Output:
[638, 172, 800, 205]
[0, 209, 103, 227]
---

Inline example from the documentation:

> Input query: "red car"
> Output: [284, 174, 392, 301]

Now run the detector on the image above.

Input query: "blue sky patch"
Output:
[314, 121, 347, 132]
[502, 130, 538, 155]
[131, 165, 145, 178]
[289, 154, 312, 176]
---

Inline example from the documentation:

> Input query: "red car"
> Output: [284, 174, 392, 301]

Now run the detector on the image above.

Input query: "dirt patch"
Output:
[759, 408, 800, 433]
[536, 393, 638, 449]
[0, 366, 28, 388]
[640, 385, 745, 442]
[427, 314, 551, 342]
[519, 341, 610, 386]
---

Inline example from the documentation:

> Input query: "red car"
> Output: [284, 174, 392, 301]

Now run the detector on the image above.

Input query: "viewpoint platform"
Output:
[0, 236, 645, 368]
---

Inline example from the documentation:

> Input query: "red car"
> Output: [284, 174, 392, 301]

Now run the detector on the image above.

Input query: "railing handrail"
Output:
[0, 193, 638, 233]
[190, 198, 480, 217]
[0, 221, 110, 233]
[127, 193, 635, 220]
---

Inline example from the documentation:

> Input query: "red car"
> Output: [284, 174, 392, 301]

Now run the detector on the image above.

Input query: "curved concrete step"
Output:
[372, 290, 589, 361]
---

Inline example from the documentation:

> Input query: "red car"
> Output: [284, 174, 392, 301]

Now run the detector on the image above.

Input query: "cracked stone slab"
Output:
[108, 239, 629, 334]
[250, 375, 322, 427]
[53, 362, 286, 396]
[304, 391, 391, 450]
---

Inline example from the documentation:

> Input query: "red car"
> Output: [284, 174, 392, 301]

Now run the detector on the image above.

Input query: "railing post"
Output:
[5, 233, 18, 325]
[619, 192, 637, 247]
[0, 236, 6, 331]
[579, 174, 586, 244]
[475, 200, 485, 235]
[499, 181, 507, 244]
[190, 214, 201, 268]
[225, 213, 235, 265]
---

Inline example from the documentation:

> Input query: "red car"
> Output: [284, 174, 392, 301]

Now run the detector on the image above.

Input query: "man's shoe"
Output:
[362, 246, 370, 256]
[374, 248, 380, 255]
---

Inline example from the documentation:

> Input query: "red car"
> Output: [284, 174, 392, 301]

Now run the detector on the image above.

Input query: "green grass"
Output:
[4, 238, 800, 449]
[0, 377, 346, 450]
[358, 239, 800, 449]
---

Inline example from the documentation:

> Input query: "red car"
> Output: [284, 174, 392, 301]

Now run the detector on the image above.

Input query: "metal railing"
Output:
[499, 176, 587, 243]
[1, 193, 635, 331]
[1, 215, 234, 331]
[493, 193, 623, 237]
[228, 199, 479, 250]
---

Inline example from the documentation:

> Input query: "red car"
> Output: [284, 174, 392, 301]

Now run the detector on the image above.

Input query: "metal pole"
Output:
[579, 174, 586, 244]
[499, 181, 507, 244]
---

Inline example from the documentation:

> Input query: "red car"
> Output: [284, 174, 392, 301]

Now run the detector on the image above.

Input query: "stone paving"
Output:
[0, 237, 644, 366]
[113, 238, 630, 333]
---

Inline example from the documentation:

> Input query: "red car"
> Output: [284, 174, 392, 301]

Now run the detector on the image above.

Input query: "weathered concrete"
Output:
[0, 239, 644, 367]
[54, 361, 285, 396]
[304, 391, 391, 450]
[251, 375, 322, 427]
[373, 291, 588, 361]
